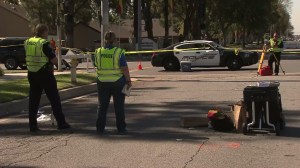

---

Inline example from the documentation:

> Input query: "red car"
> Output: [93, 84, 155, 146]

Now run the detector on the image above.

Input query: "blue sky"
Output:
[291, 0, 300, 34]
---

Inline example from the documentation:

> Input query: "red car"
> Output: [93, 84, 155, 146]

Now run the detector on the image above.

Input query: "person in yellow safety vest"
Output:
[93, 31, 132, 135]
[24, 24, 71, 132]
[267, 32, 284, 75]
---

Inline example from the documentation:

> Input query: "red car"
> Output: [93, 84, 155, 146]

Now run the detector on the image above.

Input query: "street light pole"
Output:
[57, 0, 62, 71]
[137, 0, 141, 59]
[101, 0, 109, 47]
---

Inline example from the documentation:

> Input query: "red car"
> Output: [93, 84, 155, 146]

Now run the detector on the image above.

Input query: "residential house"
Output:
[1, 1, 178, 51]
[0, 2, 32, 37]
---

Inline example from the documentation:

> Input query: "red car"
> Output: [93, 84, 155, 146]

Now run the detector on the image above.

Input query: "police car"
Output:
[151, 40, 259, 71]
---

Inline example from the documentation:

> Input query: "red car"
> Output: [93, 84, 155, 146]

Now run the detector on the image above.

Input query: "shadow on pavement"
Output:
[0, 92, 299, 140]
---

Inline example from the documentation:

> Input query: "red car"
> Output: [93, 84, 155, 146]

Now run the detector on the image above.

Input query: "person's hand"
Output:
[263, 44, 267, 51]
[126, 81, 132, 89]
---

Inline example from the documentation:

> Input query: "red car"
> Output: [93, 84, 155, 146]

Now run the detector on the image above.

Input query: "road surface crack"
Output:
[183, 139, 209, 168]
[5, 135, 71, 167]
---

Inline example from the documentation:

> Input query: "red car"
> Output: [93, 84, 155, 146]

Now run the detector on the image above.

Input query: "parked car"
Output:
[151, 40, 259, 71]
[0, 37, 84, 70]
[61, 47, 84, 63]
[0, 37, 28, 70]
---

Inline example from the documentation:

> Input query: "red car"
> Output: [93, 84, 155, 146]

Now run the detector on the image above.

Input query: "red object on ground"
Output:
[137, 62, 143, 70]
[259, 66, 273, 76]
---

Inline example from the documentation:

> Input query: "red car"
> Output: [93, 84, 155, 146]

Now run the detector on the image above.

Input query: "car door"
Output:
[174, 43, 199, 66]
[10, 39, 26, 62]
[193, 43, 220, 66]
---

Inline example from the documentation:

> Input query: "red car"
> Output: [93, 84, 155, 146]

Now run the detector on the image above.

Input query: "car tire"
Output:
[227, 57, 242, 71]
[4, 57, 19, 70]
[163, 57, 180, 71]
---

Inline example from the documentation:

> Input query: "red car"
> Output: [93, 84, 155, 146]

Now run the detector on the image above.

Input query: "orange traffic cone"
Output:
[137, 62, 143, 70]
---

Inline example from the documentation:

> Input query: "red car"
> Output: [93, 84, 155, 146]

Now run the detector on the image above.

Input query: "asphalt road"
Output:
[0, 60, 300, 168]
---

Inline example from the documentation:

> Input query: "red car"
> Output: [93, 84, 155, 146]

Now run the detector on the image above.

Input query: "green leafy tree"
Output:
[21, 0, 92, 47]
[141, 0, 154, 40]
[21, 0, 57, 34]
[206, 0, 235, 46]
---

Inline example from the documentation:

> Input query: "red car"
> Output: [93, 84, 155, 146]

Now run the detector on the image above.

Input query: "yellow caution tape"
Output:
[2, 44, 300, 55]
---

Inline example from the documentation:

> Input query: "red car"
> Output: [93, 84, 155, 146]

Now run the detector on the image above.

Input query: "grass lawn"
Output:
[0, 73, 96, 103]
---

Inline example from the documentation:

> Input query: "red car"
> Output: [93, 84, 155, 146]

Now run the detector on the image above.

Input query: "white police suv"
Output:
[151, 40, 259, 71]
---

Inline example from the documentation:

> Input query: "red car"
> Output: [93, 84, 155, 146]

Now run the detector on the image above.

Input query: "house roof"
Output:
[0, 2, 28, 21]
[0, 2, 178, 39]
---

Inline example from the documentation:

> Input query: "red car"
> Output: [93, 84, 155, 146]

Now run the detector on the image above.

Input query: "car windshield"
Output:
[209, 41, 225, 50]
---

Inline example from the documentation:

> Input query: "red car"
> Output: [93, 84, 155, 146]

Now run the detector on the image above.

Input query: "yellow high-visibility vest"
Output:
[24, 37, 49, 72]
[94, 47, 124, 82]
[269, 38, 283, 53]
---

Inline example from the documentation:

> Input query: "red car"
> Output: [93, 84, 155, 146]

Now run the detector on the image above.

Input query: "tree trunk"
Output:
[221, 28, 227, 47]
[192, 0, 205, 39]
[141, 0, 153, 40]
[183, 1, 196, 40]
[163, 0, 169, 47]
[133, 0, 138, 42]
[242, 25, 246, 49]
[63, 0, 75, 48]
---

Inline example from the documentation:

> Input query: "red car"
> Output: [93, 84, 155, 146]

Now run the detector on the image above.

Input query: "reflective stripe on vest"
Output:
[24, 37, 49, 72]
[95, 47, 124, 82]
[269, 38, 283, 53]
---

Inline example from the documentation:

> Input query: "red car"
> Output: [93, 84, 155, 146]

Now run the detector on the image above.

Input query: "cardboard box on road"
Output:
[180, 114, 208, 127]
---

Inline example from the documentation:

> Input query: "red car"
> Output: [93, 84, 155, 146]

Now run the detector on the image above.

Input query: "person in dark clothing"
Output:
[93, 31, 132, 135]
[24, 24, 71, 132]
[267, 32, 284, 75]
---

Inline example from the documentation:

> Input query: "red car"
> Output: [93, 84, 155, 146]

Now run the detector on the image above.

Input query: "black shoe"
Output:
[97, 130, 107, 135]
[96, 127, 106, 134]
[117, 129, 128, 135]
[274, 73, 278, 76]
[30, 127, 41, 133]
[57, 123, 71, 130]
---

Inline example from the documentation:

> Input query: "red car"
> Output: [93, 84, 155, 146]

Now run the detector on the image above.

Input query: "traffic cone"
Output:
[137, 62, 143, 70]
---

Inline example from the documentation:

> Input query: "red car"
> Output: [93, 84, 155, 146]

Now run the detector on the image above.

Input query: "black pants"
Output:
[28, 71, 66, 130]
[268, 52, 281, 74]
[96, 78, 126, 132]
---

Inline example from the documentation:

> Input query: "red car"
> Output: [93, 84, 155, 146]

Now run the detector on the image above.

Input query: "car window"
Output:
[176, 43, 196, 50]
[209, 41, 225, 49]
[193, 43, 212, 50]
[0, 39, 9, 46]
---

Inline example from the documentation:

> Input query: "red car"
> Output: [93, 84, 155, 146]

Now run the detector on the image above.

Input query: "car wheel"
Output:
[19, 64, 27, 70]
[163, 57, 180, 71]
[227, 57, 242, 71]
[4, 57, 19, 70]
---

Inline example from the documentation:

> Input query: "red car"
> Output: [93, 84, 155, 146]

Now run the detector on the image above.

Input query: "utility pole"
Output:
[137, 0, 141, 57]
[101, 0, 109, 47]
[56, 0, 62, 71]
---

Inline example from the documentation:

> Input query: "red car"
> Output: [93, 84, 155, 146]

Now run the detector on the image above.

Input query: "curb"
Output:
[0, 83, 97, 118]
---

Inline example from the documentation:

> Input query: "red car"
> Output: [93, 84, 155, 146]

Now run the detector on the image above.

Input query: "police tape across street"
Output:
[1, 43, 300, 56]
